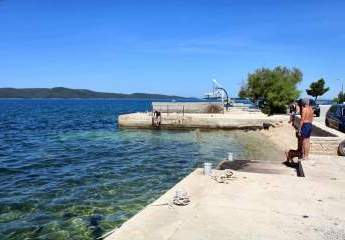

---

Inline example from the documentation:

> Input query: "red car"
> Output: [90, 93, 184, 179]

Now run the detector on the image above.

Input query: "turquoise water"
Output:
[0, 100, 282, 239]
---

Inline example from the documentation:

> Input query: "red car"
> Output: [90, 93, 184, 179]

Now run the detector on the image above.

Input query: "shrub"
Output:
[206, 104, 223, 113]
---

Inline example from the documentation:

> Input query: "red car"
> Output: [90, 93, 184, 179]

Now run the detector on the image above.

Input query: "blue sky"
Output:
[0, 0, 344, 98]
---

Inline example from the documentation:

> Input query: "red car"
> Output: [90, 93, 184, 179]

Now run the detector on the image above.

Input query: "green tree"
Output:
[334, 91, 345, 104]
[306, 78, 329, 101]
[238, 85, 250, 98]
[238, 66, 302, 114]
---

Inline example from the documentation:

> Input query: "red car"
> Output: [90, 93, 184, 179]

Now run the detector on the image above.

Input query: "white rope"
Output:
[172, 190, 190, 206]
[98, 227, 118, 239]
[150, 202, 175, 209]
[211, 169, 235, 184]
[150, 189, 190, 208]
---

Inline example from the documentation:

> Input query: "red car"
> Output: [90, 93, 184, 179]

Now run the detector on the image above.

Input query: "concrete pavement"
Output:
[105, 155, 345, 240]
[315, 105, 331, 125]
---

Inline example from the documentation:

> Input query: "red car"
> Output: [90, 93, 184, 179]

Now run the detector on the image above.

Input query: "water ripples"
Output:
[0, 99, 282, 239]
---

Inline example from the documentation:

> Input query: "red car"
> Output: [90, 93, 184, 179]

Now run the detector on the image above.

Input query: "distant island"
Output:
[0, 87, 193, 100]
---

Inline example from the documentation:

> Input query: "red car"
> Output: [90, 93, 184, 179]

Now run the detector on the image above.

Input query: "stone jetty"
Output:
[109, 102, 345, 240]
[118, 107, 287, 130]
[105, 154, 345, 240]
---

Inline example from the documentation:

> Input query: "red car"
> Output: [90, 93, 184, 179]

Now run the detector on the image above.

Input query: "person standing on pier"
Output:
[299, 98, 314, 160]
[288, 102, 297, 127]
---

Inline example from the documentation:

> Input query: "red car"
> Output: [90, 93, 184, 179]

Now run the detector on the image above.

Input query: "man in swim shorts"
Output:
[299, 98, 314, 160]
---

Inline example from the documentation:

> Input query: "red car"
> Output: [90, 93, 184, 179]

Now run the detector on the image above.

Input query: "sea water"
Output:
[0, 99, 282, 239]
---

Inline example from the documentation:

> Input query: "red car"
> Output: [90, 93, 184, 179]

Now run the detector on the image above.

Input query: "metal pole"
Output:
[337, 78, 343, 94]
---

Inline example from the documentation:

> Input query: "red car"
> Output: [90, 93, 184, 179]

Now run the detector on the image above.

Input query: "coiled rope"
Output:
[211, 169, 235, 183]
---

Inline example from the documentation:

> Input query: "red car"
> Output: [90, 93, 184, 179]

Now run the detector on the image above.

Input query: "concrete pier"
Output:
[118, 112, 287, 129]
[105, 154, 345, 240]
[118, 101, 285, 129]
[109, 106, 345, 240]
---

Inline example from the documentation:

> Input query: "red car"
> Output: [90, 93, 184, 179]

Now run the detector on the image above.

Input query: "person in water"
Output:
[299, 98, 314, 160]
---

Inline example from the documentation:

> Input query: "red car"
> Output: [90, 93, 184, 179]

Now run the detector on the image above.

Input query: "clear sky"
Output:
[1, 0, 344, 98]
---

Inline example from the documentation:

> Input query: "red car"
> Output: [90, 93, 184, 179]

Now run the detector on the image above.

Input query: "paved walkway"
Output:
[315, 105, 331, 126]
[105, 155, 345, 240]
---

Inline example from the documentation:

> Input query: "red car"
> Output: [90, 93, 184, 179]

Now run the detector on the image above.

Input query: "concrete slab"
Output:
[216, 160, 298, 176]
[105, 154, 345, 240]
[302, 154, 345, 181]
[118, 112, 288, 130]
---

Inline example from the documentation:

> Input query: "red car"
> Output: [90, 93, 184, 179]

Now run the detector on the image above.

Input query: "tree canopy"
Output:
[306, 78, 329, 100]
[238, 85, 250, 98]
[334, 91, 345, 104]
[238, 66, 302, 114]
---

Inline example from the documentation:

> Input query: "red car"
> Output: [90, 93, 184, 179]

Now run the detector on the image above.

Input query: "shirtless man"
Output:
[299, 98, 314, 160]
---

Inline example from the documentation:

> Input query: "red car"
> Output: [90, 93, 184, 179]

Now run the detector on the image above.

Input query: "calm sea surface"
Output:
[0, 99, 282, 240]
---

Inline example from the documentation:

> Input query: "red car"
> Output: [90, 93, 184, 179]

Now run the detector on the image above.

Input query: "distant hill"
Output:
[0, 87, 193, 100]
